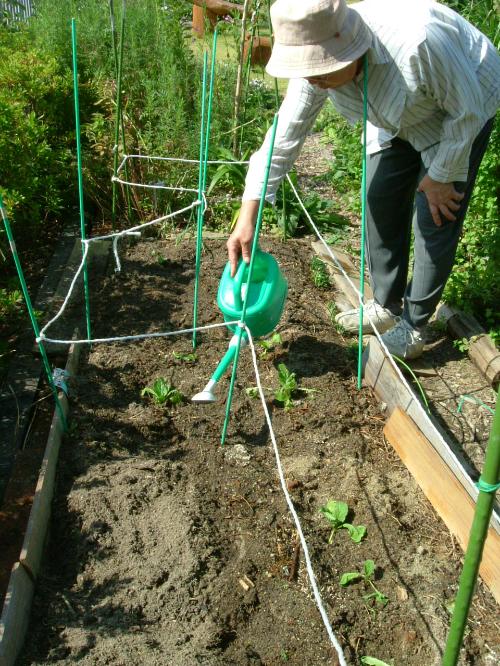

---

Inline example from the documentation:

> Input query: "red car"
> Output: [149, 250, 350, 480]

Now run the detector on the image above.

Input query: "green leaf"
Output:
[344, 523, 367, 543]
[340, 572, 362, 587]
[361, 657, 392, 666]
[320, 500, 348, 527]
[363, 559, 375, 579]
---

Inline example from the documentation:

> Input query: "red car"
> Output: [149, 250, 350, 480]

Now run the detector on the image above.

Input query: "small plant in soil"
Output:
[319, 500, 366, 544]
[310, 256, 331, 289]
[360, 656, 393, 666]
[327, 301, 346, 334]
[340, 559, 389, 608]
[256, 332, 282, 358]
[273, 363, 317, 411]
[172, 351, 197, 364]
[141, 378, 184, 406]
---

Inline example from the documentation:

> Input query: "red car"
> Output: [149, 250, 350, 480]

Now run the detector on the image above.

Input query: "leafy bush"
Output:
[0, 29, 75, 254]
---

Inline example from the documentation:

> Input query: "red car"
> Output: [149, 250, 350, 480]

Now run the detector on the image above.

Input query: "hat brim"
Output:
[265, 11, 371, 79]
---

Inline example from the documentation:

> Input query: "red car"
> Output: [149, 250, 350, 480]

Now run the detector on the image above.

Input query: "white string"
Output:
[111, 176, 200, 193]
[86, 200, 200, 242]
[39, 201, 200, 340]
[38, 320, 238, 346]
[244, 325, 348, 666]
[285, 173, 483, 506]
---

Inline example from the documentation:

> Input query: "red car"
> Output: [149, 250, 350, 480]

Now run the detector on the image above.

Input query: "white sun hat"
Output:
[265, 0, 372, 78]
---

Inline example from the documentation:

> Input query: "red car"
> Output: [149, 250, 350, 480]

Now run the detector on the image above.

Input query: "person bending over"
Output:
[227, 0, 499, 359]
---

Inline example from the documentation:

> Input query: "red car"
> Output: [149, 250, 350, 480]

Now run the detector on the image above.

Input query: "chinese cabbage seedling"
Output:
[141, 378, 184, 406]
[340, 559, 389, 607]
[319, 500, 367, 543]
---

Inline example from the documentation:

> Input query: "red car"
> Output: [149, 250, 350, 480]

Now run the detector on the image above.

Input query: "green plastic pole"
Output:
[0, 195, 67, 429]
[111, 0, 126, 232]
[357, 54, 368, 389]
[192, 51, 208, 349]
[109, 0, 132, 222]
[193, 28, 218, 349]
[442, 389, 500, 666]
[202, 28, 218, 197]
[71, 19, 92, 343]
[221, 112, 280, 446]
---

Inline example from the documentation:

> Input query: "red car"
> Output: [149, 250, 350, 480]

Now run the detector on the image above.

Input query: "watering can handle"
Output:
[232, 259, 248, 312]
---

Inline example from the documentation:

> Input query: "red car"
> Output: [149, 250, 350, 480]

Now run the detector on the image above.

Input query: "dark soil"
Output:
[19, 237, 499, 666]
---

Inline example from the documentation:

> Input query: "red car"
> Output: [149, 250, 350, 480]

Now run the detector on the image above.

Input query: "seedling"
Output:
[453, 336, 470, 353]
[310, 256, 331, 289]
[151, 250, 168, 266]
[340, 559, 389, 607]
[319, 500, 366, 544]
[327, 301, 346, 334]
[274, 363, 298, 410]
[245, 386, 260, 399]
[274, 363, 318, 411]
[172, 351, 197, 364]
[361, 657, 393, 666]
[256, 332, 282, 358]
[141, 378, 184, 406]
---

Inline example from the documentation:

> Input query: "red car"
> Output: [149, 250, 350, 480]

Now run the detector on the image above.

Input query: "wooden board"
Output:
[311, 241, 357, 275]
[436, 303, 500, 388]
[0, 563, 34, 666]
[362, 337, 500, 535]
[19, 340, 80, 579]
[384, 408, 500, 604]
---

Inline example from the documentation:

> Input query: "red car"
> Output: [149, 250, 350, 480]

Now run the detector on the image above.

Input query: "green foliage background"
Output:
[0, 0, 498, 338]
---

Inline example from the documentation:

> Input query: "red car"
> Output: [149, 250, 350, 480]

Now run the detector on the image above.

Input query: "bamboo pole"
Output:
[442, 389, 500, 665]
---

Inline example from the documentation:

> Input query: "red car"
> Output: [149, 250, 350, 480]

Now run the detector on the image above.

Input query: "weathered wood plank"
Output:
[362, 337, 500, 535]
[19, 340, 80, 579]
[0, 563, 34, 666]
[436, 303, 500, 388]
[384, 408, 500, 604]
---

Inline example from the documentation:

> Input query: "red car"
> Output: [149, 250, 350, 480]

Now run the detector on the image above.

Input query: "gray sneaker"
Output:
[335, 299, 397, 334]
[381, 318, 425, 359]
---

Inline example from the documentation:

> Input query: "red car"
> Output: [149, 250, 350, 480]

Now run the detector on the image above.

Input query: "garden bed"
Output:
[19, 237, 498, 665]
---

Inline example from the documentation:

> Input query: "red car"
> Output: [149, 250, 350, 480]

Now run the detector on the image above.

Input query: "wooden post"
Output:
[192, 4, 218, 37]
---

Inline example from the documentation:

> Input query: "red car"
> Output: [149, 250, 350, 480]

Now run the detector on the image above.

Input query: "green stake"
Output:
[442, 389, 500, 666]
[111, 0, 126, 232]
[71, 19, 92, 343]
[109, 0, 132, 222]
[192, 50, 209, 349]
[221, 112, 280, 446]
[357, 54, 368, 389]
[0, 195, 67, 430]
[193, 27, 218, 349]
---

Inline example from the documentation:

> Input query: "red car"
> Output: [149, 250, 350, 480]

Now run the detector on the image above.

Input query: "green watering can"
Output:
[192, 249, 288, 403]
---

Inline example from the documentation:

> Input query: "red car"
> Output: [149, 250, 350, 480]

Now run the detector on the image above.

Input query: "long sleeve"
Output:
[243, 78, 327, 204]
[416, 20, 497, 183]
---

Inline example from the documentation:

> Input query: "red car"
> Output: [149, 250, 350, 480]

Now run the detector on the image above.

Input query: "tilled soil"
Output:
[19, 238, 499, 666]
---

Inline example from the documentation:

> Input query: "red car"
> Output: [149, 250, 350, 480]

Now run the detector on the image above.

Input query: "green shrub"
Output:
[0, 30, 74, 249]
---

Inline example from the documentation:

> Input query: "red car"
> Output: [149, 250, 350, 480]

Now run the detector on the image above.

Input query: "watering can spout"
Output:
[191, 334, 248, 403]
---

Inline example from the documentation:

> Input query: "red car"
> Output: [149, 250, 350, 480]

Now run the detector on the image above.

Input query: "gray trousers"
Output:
[365, 118, 494, 329]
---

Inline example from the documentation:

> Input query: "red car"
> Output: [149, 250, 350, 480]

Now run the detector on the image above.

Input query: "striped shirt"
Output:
[243, 0, 500, 203]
